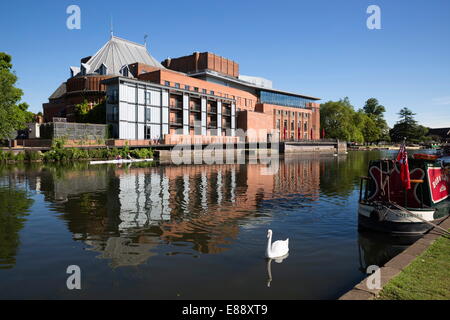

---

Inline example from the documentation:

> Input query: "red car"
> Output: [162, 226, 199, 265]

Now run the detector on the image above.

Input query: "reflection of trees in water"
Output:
[0, 187, 33, 269]
[319, 151, 383, 196]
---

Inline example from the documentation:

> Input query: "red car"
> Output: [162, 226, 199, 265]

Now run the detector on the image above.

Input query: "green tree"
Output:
[321, 97, 374, 143]
[362, 98, 390, 142]
[363, 98, 385, 117]
[389, 108, 429, 143]
[355, 111, 381, 144]
[321, 98, 359, 142]
[0, 52, 32, 139]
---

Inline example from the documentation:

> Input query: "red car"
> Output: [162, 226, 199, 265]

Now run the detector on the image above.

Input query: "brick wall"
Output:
[162, 52, 239, 78]
[138, 69, 257, 112]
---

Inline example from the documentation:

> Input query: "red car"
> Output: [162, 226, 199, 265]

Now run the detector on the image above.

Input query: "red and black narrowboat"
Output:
[358, 152, 450, 235]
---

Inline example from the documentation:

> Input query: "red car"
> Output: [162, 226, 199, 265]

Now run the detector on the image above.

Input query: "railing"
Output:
[222, 121, 231, 128]
[190, 104, 201, 112]
[208, 121, 217, 128]
[170, 103, 183, 110]
[208, 108, 217, 114]
[190, 120, 201, 127]
[222, 109, 231, 116]
[170, 119, 183, 126]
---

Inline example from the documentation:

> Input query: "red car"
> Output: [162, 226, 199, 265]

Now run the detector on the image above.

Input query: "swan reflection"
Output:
[266, 253, 289, 288]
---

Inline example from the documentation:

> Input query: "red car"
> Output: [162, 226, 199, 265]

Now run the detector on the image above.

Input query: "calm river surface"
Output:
[0, 151, 416, 299]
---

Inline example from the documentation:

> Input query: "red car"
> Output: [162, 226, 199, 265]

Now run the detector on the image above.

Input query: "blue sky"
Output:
[1, 0, 449, 127]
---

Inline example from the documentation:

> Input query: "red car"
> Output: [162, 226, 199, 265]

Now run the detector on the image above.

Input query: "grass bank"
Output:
[377, 231, 450, 300]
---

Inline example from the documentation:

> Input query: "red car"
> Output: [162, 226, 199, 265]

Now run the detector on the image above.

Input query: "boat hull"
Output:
[358, 203, 447, 235]
[90, 158, 153, 165]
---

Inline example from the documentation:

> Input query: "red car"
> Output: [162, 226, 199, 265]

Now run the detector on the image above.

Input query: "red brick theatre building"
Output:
[43, 35, 321, 143]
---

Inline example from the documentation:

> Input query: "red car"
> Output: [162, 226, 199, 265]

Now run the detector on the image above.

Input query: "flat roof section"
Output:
[189, 69, 321, 101]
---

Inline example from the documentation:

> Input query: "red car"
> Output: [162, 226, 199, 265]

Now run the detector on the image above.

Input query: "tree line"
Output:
[0, 53, 35, 140]
[320, 97, 430, 144]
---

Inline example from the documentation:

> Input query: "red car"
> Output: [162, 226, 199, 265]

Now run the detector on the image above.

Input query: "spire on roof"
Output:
[110, 16, 114, 38]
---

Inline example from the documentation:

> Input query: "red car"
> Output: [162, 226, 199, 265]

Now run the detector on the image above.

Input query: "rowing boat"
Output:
[89, 158, 154, 165]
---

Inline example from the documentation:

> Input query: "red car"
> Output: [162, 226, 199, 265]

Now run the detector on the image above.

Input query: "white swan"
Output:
[266, 229, 289, 259]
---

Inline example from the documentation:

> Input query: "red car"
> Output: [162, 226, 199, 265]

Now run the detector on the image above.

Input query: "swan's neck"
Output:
[266, 233, 272, 256]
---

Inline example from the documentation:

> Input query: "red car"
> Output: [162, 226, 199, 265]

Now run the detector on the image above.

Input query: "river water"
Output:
[0, 151, 416, 299]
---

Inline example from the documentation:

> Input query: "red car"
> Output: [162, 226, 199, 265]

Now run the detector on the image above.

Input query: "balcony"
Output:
[207, 121, 217, 129]
[189, 119, 201, 127]
[208, 107, 217, 114]
[170, 119, 183, 127]
[222, 108, 231, 116]
[190, 104, 201, 112]
[170, 103, 183, 110]
[222, 121, 231, 128]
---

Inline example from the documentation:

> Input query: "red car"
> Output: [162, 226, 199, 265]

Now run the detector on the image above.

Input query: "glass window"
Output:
[145, 126, 151, 139]
[145, 108, 151, 122]
[164, 81, 170, 86]
[175, 83, 180, 88]
[145, 92, 151, 105]
[276, 119, 280, 129]
[202, 89, 207, 94]
[185, 85, 190, 90]
[210, 90, 214, 95]
[260, 90, 313, 109]
[194, 87, 199, 92]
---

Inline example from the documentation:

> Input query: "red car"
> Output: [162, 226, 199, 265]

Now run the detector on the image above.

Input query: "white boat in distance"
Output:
[90, 158, 154, 165]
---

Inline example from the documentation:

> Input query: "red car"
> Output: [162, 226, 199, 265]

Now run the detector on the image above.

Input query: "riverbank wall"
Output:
[2, 139, 346, 163]
[339, 216, 450, 300]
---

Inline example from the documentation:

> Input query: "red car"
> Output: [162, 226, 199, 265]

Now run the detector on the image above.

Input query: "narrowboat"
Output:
[358, 152, 450, 235]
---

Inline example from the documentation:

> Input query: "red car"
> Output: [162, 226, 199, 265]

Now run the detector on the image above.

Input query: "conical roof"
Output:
[85, 36, 164, 75]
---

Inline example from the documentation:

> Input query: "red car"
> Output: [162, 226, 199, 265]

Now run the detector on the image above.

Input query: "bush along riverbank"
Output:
[377, 230, 450, 300]
[0, 139, 154, 163]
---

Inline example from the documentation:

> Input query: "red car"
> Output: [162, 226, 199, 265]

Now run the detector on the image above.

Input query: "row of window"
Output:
[164, 80, 215, 95]
[276, 119, 308, 131]
[162, 80, 253, 109]
[274, 109, 309, 118]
